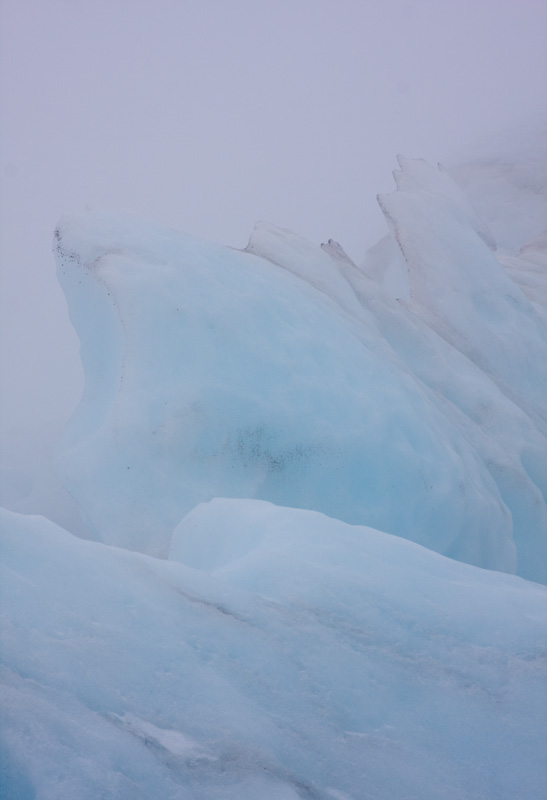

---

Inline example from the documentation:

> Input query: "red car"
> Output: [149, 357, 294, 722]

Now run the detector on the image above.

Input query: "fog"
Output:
[1, 0, 546, 439]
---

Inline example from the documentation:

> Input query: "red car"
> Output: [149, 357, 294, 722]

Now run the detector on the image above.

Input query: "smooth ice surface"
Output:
[2, 503, 546, 800]
[53, 144, 547, 580]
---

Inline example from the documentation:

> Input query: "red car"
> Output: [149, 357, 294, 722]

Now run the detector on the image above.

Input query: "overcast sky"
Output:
[1, 0, 546, 439]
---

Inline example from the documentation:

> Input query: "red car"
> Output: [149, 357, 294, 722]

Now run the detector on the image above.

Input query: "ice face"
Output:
[54, 164, 547, 579]
[2, 504, 546, 800]
[56, 214, 509, 564]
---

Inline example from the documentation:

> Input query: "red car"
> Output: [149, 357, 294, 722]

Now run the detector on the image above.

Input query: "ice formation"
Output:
[1, 127, 547, 798]
[53, 150, 547, 581]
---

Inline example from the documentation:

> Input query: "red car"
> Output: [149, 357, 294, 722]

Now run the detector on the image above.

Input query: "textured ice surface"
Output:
[2, 504, 546, 800]
[54, 156, 547, 579]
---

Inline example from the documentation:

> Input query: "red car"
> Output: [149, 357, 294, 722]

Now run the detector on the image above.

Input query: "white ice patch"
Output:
[113, 713, 216, 761]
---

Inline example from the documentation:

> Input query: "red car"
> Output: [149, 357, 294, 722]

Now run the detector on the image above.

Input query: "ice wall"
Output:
[54, 155, 547, 580]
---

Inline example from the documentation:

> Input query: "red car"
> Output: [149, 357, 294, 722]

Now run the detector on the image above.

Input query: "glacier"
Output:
[1, 126, 547, 798]
[2, 503, 546, 800]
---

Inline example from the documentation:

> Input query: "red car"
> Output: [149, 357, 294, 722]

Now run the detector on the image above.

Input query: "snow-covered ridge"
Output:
[53, 150, 547, 582]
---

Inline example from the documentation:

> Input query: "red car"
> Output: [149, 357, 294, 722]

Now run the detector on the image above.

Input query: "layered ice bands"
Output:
[54, 156, 547, 581]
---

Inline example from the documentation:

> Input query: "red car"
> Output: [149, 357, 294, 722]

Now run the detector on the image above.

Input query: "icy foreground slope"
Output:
[54, 153, 547, 580]
[2, 503, 546, 800]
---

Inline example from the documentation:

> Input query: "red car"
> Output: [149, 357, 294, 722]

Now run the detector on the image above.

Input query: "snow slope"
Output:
[2, 503, 546, 800]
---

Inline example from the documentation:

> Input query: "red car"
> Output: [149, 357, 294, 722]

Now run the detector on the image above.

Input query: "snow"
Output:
[2, 504, 546, 799]
[2, 124, 547, 797]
